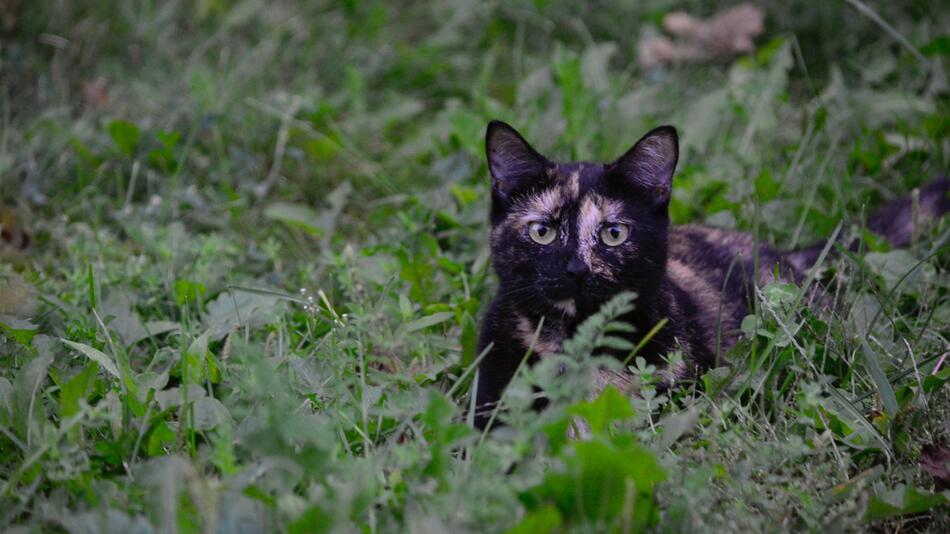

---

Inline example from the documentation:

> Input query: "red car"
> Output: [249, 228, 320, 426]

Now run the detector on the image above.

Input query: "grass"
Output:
[1, 0, 949, 531]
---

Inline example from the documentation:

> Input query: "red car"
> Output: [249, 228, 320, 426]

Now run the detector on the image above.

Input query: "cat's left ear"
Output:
[608, 125, 678, 204]
[486, 120, 552, 199]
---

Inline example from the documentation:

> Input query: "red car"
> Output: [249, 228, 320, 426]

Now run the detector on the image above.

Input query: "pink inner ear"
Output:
[486, 123, 550, 195]
[612, 126, 679, 196]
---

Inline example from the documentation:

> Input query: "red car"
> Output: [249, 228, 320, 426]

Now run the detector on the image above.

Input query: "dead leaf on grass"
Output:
[639, 3, 765, 68]
[920, 441, 950, 490]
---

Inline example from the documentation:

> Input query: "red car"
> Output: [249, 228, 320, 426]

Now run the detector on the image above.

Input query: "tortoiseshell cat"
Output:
[474, 120, 948, 429]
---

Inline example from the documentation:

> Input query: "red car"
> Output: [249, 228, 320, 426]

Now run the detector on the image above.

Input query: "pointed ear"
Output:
[609, 125, 678, 204]
[485, 120, 551, 198]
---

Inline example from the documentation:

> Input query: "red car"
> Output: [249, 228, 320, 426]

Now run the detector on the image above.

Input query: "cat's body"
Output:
[474, 120, 948, 429]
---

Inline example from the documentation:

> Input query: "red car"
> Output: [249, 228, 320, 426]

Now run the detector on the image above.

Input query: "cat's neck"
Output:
[517, 268, 681, 355]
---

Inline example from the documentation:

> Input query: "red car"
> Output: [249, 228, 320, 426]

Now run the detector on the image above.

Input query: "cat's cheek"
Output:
[587, 254, 617, 282]
[607, 241, 637, 259]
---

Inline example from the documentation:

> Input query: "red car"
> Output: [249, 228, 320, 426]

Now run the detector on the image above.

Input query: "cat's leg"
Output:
[473, 302, 529, 429]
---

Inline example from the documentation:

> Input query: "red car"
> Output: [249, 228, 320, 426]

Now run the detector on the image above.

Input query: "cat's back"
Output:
[661, 224, 791, 354]
[667, 224, 789, 285]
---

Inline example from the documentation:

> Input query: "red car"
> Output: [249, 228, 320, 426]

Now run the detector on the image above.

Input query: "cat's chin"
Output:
[541, 293, 608, 320]
[550, 298, 577, 317]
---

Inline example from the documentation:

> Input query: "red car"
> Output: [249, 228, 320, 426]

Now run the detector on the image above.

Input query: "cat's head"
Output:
[485, 120, 678, 318]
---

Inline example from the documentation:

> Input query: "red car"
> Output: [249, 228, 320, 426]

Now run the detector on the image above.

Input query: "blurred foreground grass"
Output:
[1, 1, 949, 531]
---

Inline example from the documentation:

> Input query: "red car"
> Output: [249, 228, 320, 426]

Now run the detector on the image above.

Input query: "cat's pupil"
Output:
[609, 227, 619, 238]
[537, 226, 548, 236]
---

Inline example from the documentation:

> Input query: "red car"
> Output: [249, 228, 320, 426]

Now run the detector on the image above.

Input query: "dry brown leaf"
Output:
[0, 207, 31, 268]
[0, 273, 36, 318]
[920, 441, 950, 491]
[0, 207, 30, 251]
[0, 0, 18, 32]
[82, 77, 110, 108]
[639, 3, 765, 68]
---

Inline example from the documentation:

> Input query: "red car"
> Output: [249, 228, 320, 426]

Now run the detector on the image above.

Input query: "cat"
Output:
[473, 120, 949, 430]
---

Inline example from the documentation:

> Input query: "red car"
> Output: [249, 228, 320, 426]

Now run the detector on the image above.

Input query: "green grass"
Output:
[1, 0, 949, 531]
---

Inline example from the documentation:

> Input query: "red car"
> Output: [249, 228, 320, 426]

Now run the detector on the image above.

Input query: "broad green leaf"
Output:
[598, 335, 635, 352]
[62, 339, 120, 379]
[860, 336, 899, 417]
[865, 485, 948, 521]
[402, 311, 455, 334]
[0, 314, 38, 346]
[521, 438, 665, 529]
[923, 366, 950, 394]
[204, 289, 280, 341]
[264, 202, 324, 236]
[146, 420, 176, 457]
[107, 119, 140, 156]
[864, 250, 935, 295]
[658, 407, 700, 449]
[210, 423, 237, 476]
[154, 385, 206, 411]
[63, 509, 153, 533]
[850, 292, 889, 339]
[173, 278, 207, 306]
[0, 377, 12, 422]
[288, 505, 333, 534]
[102, 290, 178, 345]
[12, 351, 53, 439]
[135, 321, 180, 345]
[567, 386, 634, 436]
[459, 311, 478, 368]
[183, 331, 210, 385]
[59, 362, 100, 421]
[421, 391, 472, 481]
[134, 370, 170, 403]
[191, 397, 229, 431]
[506, 505, 562, 534]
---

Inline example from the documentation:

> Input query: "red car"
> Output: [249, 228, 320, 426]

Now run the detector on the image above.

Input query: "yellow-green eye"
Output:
[600, 223, 629, 246]
[528, 222, 557, 245]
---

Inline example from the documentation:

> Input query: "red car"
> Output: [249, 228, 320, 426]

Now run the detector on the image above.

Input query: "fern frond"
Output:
[560, 291, 637, 361]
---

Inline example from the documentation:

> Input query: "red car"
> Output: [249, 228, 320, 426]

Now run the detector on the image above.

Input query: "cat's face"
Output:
[485, 121, 678, 318]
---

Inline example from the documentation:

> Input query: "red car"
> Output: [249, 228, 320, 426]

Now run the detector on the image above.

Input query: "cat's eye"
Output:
[528, 222, 557, 245]
[600, 223, 629, 246]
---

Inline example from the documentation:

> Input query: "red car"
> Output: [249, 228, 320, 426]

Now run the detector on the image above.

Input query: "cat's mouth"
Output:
[545, 281, 582, 301]
[542, 278, 617, 317]
[543, 280, 591, 315]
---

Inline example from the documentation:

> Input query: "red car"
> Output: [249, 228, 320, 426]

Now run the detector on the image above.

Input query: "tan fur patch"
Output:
[554, 299, 576, 316]
[666, 259, 721, 315]
[515, 314, 563, 357]
[576, 193, 625, 280]
[505, 188, 563, 232]
[671, 225, 794, 286]
[595, 367, 634, 395]
[565, 170, 580, 200]
[666, 258, 728, 354]
[656, 359, 692, 387]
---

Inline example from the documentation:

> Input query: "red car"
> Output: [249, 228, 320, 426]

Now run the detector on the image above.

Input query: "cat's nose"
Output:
[566, 257, 589, 279]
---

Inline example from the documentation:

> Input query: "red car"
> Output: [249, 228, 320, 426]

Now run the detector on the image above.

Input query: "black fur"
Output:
[474, 121, 949, 430]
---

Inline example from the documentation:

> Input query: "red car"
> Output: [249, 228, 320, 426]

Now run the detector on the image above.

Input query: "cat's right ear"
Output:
[486, 120, 551, 200]
[608, 125, 678, 205]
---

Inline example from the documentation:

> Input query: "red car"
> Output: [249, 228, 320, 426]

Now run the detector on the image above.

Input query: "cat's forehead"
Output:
[497, 162, 621, 233]
[546, 162, 605, 200]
